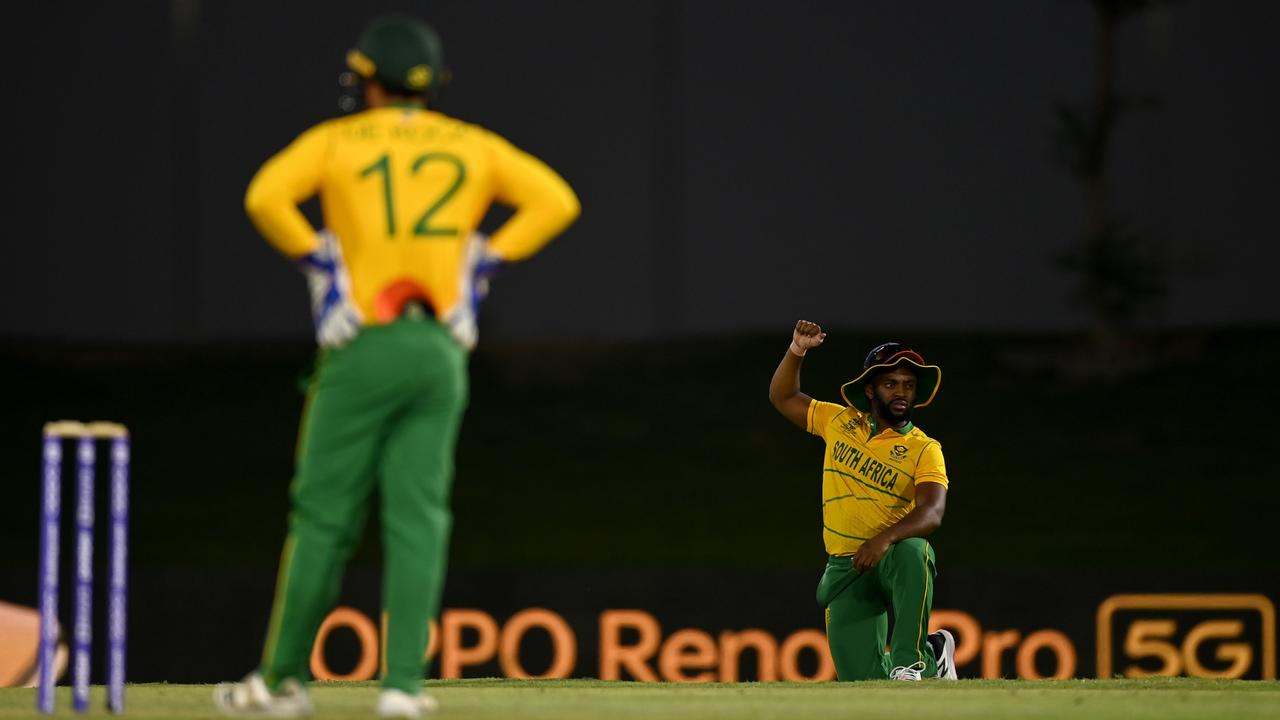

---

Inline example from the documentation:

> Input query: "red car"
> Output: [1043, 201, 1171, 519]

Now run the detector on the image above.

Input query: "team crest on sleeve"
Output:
[890, 444, 908, 462]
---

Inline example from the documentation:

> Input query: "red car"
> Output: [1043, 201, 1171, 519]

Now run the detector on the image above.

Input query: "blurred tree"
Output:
[1053, 0, 1172, 357]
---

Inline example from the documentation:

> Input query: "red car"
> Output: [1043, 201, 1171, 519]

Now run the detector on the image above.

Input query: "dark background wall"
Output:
[2, 0, 1277, 342]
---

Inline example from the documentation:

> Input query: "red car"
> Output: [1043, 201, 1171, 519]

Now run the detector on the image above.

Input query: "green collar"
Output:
[869, 417, 914, 437]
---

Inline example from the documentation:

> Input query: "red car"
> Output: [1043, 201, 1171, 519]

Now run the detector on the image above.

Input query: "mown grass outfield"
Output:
[1, 678, 1277, 719]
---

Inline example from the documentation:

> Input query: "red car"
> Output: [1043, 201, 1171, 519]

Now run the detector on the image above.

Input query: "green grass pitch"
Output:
[2, 678, 1278, 719]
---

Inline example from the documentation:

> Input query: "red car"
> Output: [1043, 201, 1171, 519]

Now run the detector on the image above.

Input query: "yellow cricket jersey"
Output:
[807, 400, 948, 556]
[244, 105, 580, 323]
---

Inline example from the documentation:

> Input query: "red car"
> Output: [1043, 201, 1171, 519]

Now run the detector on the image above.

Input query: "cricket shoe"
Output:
[928, 628, 958, 680]
[213, 672, 313, 717]
[889, 661, 926, 681]
[377, 688, 440, 718]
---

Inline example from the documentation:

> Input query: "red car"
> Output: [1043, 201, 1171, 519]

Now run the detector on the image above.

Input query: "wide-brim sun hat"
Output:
[839, 342, 941, 412]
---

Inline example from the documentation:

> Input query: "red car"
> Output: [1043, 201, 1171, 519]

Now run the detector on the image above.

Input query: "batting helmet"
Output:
[346, 14, 448, 96]
[839, 342, 941, 412]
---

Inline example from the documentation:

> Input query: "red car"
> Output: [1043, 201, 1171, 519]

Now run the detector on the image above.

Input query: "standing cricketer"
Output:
[214, 14, 580, 718]
[769, 320, 959, 681]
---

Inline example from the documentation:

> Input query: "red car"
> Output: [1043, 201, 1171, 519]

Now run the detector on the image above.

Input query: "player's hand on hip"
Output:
[853, 534, 893, 572]
[444, 231, 504, 351]
[791, 320, 827, 356]
[466, 231, 504, 307]
[297, 230, 364, 349]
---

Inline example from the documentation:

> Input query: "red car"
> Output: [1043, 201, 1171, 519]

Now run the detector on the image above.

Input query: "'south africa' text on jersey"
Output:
[831, 440, 900, 492]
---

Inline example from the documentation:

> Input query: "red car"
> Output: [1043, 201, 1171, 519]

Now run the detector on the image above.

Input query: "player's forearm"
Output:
[244, 200, 318, 259]
[244, 174, 319, 258]
[876, 503, 944, 544]
[768, 348, 805, 408]
[486, 189, 581, 262]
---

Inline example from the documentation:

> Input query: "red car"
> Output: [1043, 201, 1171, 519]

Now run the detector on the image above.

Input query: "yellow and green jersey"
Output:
[807, 400, 948, 556]
[245, 105, 580, 323]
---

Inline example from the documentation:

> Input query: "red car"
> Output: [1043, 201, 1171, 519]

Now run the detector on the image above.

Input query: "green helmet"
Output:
[346, 14, 447, 95]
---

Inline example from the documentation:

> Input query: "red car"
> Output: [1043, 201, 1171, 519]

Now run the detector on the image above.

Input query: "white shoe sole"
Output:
[377, 689, 439, 718]
[213, 674, 312, 717]
[936, 629, 958, 680]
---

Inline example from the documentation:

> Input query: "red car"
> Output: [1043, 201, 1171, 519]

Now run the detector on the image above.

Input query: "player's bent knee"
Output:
[893, 537, 929, 561]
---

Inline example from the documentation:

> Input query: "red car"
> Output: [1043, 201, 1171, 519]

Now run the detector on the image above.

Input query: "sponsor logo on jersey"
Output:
[839, 414, 865, 436]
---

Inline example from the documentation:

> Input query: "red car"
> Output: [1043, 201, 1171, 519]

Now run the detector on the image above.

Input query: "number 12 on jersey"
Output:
[359, 152, 467, 239]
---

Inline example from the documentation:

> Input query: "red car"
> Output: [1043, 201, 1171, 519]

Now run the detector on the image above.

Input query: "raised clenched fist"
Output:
[791, 320, 827, 355]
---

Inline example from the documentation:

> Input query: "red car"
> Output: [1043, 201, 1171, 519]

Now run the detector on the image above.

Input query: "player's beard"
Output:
[874, 397, 913, 425]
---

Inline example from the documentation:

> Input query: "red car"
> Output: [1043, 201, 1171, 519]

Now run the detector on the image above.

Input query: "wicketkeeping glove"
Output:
[297, 230, 363, 349]
[444, 231, 504, 350]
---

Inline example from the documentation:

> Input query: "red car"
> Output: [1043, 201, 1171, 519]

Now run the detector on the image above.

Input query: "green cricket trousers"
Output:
[817, 538, 939, 680]
[259, 312, 468, 694]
